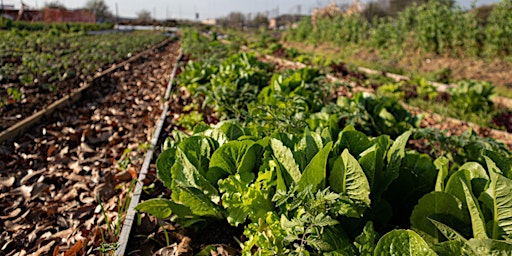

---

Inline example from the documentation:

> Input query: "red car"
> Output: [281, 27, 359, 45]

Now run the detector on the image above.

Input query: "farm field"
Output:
[1, 1, 512, 255]
[0, 26, 180, 254]
[126, 29, 512, 255]
[0, 29, 167, 130]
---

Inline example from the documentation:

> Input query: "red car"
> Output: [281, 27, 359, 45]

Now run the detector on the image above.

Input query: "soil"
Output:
[0, 41, 181, 255]
[282, 41, 512, 88]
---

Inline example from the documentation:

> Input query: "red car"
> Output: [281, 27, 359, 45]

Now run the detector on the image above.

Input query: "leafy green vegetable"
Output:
[410, 192, 465, 243]
[479, 167, 512, 240]
[329, 149, 371, 208]
[297, 141, 333, 192]
[374, 230, 438, 256]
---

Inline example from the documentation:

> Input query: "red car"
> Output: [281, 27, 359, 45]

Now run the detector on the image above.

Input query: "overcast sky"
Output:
[3, 0, 502, 20]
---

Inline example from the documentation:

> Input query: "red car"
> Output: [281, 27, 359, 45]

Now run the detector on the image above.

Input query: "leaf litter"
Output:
[0, 41, 181, 255]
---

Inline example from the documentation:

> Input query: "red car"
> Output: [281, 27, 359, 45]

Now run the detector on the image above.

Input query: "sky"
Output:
[3, 0, 503, 20]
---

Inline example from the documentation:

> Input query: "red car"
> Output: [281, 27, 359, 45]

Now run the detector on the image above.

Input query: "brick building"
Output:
[2, 7, 95, 23]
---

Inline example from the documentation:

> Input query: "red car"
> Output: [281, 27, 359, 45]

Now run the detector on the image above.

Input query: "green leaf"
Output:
[354, 221, 378, 255]
[135, 198, 189, 219]
[479, 168, 512, 240]
[218, 173, 274, 226]
[156, 148, 175, 189]
[445, 166, 489, 214]
[461, 179, 488, 239]
[177, 136, 214, 176]
[431, 240, 464, 256]
[434, 157, 449, 192]
[335, 128, 373, 157]
[374, 130, 411, 200]
[374, 229, 438, 256]
[358, 135, 390, 189]
[410, 191, 465, 244]
[175, 186, 224, 218]
[271, 138, 301, 185]
[386, 152, 437, 220]
[220, 121, 245, 140]
[458, 162, 490, 197]
[207, 140, 258, 185]
[297, 142, 333, 192]
[428, 218, 467, 243]
[321, 226, 357, 254]
[295, 129, 323, 170]
[329, 149, 371, 207]
[484, 150, 512, 179]
[463, 239, 512, 255]
[174, 150, 219, 201]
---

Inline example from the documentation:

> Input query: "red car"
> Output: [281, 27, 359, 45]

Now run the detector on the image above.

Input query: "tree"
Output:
[84, 0, 113, 22]
[218, 12, 245, 28]
[44, 1, 66, 9]
[136, 9, 152, 23]
[252, 13, 269, 28]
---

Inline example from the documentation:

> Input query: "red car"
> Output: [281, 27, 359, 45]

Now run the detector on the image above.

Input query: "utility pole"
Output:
[115, 2, 118, 24]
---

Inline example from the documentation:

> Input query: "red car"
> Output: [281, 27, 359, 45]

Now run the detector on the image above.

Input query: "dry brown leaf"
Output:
[47, 144, 57, 157]
[79, 142, 95, 153]
[20, 169, 45, 185]
[32, 238, 55, 256]
[53, 245, 60, 256]
[114, 170, 133, 183]
[0, 176, 15, 190]
[11, 185, 33, 199]
[0, 208, 21, 219]
[63, 239, 84, 256]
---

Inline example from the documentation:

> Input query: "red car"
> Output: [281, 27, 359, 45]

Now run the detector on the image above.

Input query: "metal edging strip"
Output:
[115, 50, 183, 256]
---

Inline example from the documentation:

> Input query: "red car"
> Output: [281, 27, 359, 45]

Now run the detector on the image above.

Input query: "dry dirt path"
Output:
[0, 40, 181, 255]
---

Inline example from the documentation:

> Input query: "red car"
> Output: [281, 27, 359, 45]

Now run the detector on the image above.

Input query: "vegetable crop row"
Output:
[136, 29, 512, 255]
[286, 1, 512, 58]
[0, 30, 167, 106]
[222, 28, 512, 135]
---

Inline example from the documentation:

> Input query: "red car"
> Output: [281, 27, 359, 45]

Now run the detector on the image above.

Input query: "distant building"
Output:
[2, 7, 95, 23]
[269, 14, 306, 30]
[201, 19, 217, 26]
